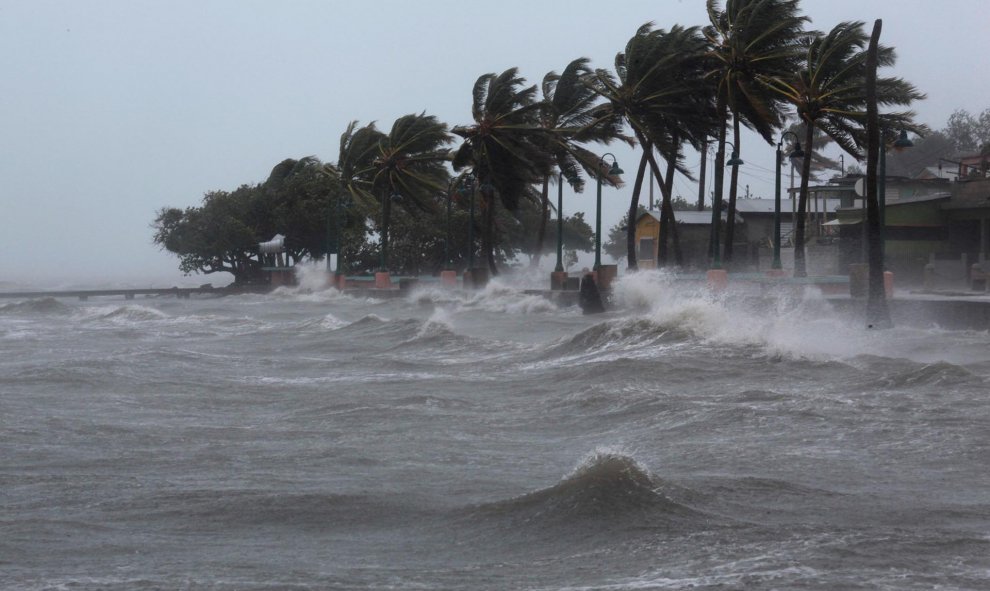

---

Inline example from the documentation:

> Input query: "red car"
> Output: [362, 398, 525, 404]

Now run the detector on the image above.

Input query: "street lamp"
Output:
[555, 171, 580, 273]
[457, 174, 477, 270]
[334, 194, 350, 275]
[379, 190, 402, 272]
[709, 142, 743, 269]
[327, 194, 340, 275]
[326, 192, 351, 276]
[773, 132, 805, 270]
[595, 154, 623, 270]
[878, 129, 913, 266]
[444, 182, 454, 271]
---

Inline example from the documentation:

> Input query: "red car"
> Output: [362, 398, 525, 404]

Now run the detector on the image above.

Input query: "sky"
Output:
[1, 0, 987, 287]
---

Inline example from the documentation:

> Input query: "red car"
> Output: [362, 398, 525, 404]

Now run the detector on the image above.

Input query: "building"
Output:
[629, 165, 990, 285]
[634, 209, 743, 270]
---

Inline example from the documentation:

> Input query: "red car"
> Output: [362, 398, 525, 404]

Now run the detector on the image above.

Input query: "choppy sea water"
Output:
[2, 270, 990, 590]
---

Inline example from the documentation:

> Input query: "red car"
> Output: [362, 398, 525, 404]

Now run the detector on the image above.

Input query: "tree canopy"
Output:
[153, 1, 945, 282]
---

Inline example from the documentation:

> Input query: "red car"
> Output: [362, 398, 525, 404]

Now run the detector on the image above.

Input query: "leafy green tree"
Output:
[763, 20, 924, 276]
[452, 69, 555, 275]
[153, 187, 265, 283]
[153, 158, 372, 283]
[603, 206, 646, 261]
[705, 0, 808, 264]
[943, 108, 990, 155]
[263, 157, 342, 261]
[557, 211, 595, 253]
[384, 204, 452, 276]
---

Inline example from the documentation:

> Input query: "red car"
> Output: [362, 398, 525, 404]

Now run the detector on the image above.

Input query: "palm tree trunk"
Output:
[380, 189, 392, 272]
[481, 188, 498, 276]
[724, 116, 741, 263]
[709, 97, 728, 265]
[696, 138, 708, 211]
[532, 176, 551, 267]
[865, 19, 891, 327]
[661, 144, 683, 266]
[625, 149, 650, 270]
[793, 121, 816, 278]
[655, 136, 679, 266]
[646, 148, 681, 267]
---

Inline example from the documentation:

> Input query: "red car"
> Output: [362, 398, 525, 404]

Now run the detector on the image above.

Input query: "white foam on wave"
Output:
[75, 304, 171, 323]
[405, 277, 558, 315]
[608, 270, 900, 361]
[407, 285, 463, 307]
[319, 312, 348, 330]
[611, 271, 756, 343]
[259, 261, 370, 304]
[564, 445, 647, 481]
[416, 306, 456, 339]
[463, 279, 558, 314]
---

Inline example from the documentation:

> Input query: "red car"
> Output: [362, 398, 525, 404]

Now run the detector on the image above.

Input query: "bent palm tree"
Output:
[533, 58, 628, 266]
[590, 23, 716, 268]
[705, 0, 807, 264]
[337, 120, 386, 216]
[762, 21, 924, 276]
[452, 68, 554, 275]
[371, 113, 452, 271]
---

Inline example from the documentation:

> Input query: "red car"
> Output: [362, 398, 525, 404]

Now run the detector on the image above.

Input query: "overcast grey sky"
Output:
[2, 0, 987, 287]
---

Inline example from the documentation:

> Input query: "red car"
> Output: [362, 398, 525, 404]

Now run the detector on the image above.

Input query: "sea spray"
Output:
[462, 279, 558, 314]
[415, 307, 456, 340]
[608, 270, 933, 361]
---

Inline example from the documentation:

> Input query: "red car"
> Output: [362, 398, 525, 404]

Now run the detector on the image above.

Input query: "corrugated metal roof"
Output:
[638, 210, 743, 225]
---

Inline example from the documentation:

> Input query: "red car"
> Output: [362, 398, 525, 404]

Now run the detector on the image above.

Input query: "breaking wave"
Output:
[469, 449, 703, 530]
[409, 279, 559, 314]
[0, 297, 72, 316]
[77, 304, 171, 323]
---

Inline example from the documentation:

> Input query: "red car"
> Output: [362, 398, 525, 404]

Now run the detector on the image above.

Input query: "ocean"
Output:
[3, 270, 989, 590]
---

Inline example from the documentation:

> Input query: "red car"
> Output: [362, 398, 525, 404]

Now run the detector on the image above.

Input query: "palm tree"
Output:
[704, 0, 808, 264]
[336, 116, 452, 273]
[336, 120, 386, 216]
[590, 23, 716, 269]
[761, 21, 924, 276]
[452, 68, 555, 275]
[370, 113, 452, 272]
[532, 58, 628, 266]
[646, 26, 718, 266]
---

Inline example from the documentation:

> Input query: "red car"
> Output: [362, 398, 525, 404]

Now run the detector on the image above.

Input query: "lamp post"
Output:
[467, 176, 476, 270]
[878, 129, 913, 267]
[334, 194, 346, 275]
[326, 193, 349, 275]
[378, 190, 402, 272]
[555, 171, 580, 273]
[773, 132, 805, 270]
[444, 182, 453, 271]
[327, 195, 340, 275]
[555, 171, 566, 273]
[709, 142, 743, 269]
[595, 154, 623, 270]
[455, 174, 477, 271]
